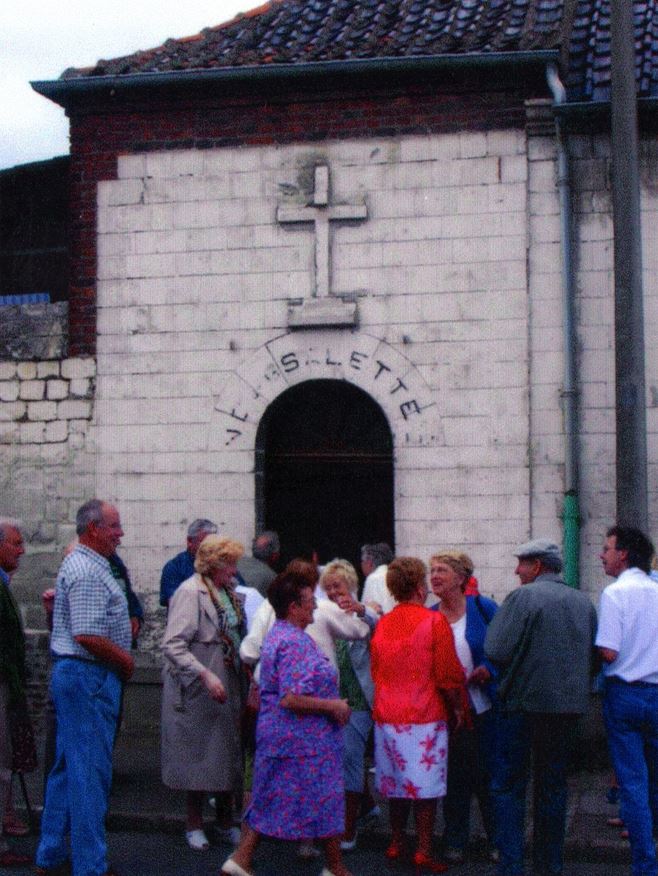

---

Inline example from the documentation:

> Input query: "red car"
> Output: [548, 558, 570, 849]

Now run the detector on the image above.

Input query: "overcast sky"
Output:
[0, 0, 250, 170]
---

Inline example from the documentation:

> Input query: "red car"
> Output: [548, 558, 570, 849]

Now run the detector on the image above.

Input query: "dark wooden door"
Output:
[256, 379, 394, 570]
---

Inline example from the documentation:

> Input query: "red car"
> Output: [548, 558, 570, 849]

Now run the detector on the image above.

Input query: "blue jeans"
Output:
[603, 678, 658, 876]
[36, 658, 121, 876]
[491, 711, 576, 875]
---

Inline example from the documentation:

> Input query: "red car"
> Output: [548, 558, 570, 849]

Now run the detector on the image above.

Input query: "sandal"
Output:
[185, 828, 209, 851]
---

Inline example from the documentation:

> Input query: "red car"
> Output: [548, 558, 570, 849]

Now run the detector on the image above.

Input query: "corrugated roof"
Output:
[58, 0, 658, 103]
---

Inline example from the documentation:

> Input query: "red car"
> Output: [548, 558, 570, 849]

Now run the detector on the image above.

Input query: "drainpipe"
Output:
[546, 63, 580, 588]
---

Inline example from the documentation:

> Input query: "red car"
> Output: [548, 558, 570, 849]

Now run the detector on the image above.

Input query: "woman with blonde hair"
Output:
[161, 535, 247, 851]
[430, 550, 498, 863]
[370, 557, 467, 873]
[318, 559, 379, 851]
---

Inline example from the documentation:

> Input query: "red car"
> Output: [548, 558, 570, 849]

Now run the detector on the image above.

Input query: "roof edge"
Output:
[31, 50, 560, 107]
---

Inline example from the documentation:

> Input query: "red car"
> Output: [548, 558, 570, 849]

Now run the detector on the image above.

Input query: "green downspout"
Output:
[546, 64, 580, 587]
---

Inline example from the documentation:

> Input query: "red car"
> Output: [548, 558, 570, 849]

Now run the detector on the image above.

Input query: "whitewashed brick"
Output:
[459, 132, 487, 158]
[27, 401, 57, 421]
[16, 362, 37, 380]
[69, 379, 92, 398]
[44, 420, 69, 443]
[61, 358, 96, 379]
[19, 422, 45, 443]
[0, 363, 17, 380]
[0, 381, 19, 402]
[58, 400, 92, 420]
[501, 155, 528, 183]
[36, 362, 60, 378]
[19, 380, 45, 401]
[46, 380, 69, 401]
[0, 401, 26, 421]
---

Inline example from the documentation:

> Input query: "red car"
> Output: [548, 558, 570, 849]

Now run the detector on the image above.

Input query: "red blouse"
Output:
[370, 602, 466, 725]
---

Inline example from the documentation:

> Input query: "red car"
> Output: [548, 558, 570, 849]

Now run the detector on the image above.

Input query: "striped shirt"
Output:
[50, 544, 131, 658]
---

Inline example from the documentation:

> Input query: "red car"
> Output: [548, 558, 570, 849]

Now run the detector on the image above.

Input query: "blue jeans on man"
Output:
[603, 678, 658, 876]
[36, 658, 121, 876]
[491, 710, 576, 875]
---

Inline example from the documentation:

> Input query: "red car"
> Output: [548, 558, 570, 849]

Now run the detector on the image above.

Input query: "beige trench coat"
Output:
[161, 574, 246, 791]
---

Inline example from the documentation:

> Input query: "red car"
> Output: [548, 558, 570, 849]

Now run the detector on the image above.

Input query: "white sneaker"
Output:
[185, 829, 210, 851]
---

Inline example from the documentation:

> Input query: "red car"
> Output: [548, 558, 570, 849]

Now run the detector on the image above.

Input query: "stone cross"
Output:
[277, 165, 367, 298]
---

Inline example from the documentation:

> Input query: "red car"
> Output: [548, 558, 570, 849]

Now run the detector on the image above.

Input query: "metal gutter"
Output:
[546, 63, 580, 588]
[31, 50, 559, 106]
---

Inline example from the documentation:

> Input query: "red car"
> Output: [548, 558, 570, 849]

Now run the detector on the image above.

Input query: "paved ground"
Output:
[4, 829, 638, 876]
[4, 721, 643, 875]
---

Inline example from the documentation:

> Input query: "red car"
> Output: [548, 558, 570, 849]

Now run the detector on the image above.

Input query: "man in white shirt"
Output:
[360, 542, 394, 614]
[597, 524, 658, 876]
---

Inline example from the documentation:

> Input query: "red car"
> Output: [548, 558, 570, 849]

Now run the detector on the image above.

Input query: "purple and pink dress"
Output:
[245, 619, 345, 840]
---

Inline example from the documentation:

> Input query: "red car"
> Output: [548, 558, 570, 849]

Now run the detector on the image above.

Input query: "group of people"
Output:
[1, 507, 658, 876]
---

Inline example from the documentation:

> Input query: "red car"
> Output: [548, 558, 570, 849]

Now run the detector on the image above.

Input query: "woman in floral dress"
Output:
[370, 557, 467, 874]
[221, 569, 353, 876]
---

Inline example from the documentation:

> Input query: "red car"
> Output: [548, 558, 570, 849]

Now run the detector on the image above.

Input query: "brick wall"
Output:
[66, 81, 531, 355]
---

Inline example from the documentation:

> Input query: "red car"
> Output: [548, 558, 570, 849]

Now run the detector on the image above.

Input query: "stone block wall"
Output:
[0, 357, 96, 625]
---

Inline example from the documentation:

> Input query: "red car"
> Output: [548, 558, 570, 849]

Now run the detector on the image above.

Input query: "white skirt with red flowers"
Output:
[374, 720, 449, 799]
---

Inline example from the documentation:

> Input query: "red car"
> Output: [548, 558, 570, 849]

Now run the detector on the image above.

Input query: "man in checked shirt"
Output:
[35, 499, 134, 876]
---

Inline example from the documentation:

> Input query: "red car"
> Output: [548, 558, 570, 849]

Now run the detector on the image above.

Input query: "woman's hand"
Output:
[468, 664, 491, 686]
[336, 594, 365, 617]
[200, 669, 227, 703]
[329, 698, 352, 726]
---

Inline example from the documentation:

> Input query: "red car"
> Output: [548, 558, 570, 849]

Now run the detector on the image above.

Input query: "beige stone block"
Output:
[19, 422, 45, 443]
[27, 401, 57, 421]
[0, 422, 19, 443]
[19, 380, 45, 401]
[44, 421, 68, 443]
[61, 358, 96, 380]
[36, 361, 60, 378]
[0, 381, 19, 402]
[0, 363, 17, 380]
[501, 155, 528, 183]
[98, 179, 145, 207]
[460, 132, 487, 158]
[69, 379, 92, 398]
[116, 153, 147, 179]
[58, 400, 92, 420]
[46, 380, 69, 401]
[16, 362, 37, 380]
[0, 401, 26, 421]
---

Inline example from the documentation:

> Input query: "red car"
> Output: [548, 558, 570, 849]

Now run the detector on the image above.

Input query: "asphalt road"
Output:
[8, 830, 633, 876]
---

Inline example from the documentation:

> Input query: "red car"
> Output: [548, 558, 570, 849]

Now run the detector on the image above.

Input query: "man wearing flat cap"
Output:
[484, 538, 597, 876]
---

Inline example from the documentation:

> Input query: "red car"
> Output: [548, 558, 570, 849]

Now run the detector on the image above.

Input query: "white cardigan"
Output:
[240, 597, 370, 679]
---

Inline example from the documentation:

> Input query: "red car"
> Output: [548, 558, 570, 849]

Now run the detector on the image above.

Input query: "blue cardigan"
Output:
[432, 594, 499, 697]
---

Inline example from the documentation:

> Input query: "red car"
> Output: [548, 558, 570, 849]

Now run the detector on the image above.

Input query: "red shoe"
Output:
[0, 849, 32, 867]
[412, 850, 449, 873]
[385, 839, 404, 860]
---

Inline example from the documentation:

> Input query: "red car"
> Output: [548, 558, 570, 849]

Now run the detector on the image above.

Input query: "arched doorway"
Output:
[256, 379, 394, 571]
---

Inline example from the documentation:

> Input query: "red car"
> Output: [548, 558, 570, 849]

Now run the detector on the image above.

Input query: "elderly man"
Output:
[484, 538, 597, 876]
[159, 518, 218, 607]
[360, 542, 394, 614]
[0, 519, 32, 868]
[35, 500, 134, 876]
[597, 525, 658, 876]
[236, 530, 279, 597]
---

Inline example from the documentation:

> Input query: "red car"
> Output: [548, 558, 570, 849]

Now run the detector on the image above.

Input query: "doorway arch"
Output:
[255, 379, 394, 570]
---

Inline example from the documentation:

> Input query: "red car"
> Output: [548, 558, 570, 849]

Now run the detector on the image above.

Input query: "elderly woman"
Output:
[430, 551, 499, 864]
[319, 559, 378, 851]
[370, 557, 467, 873]
[161, 535, 247, 851]
[222, 570, 353, 876]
